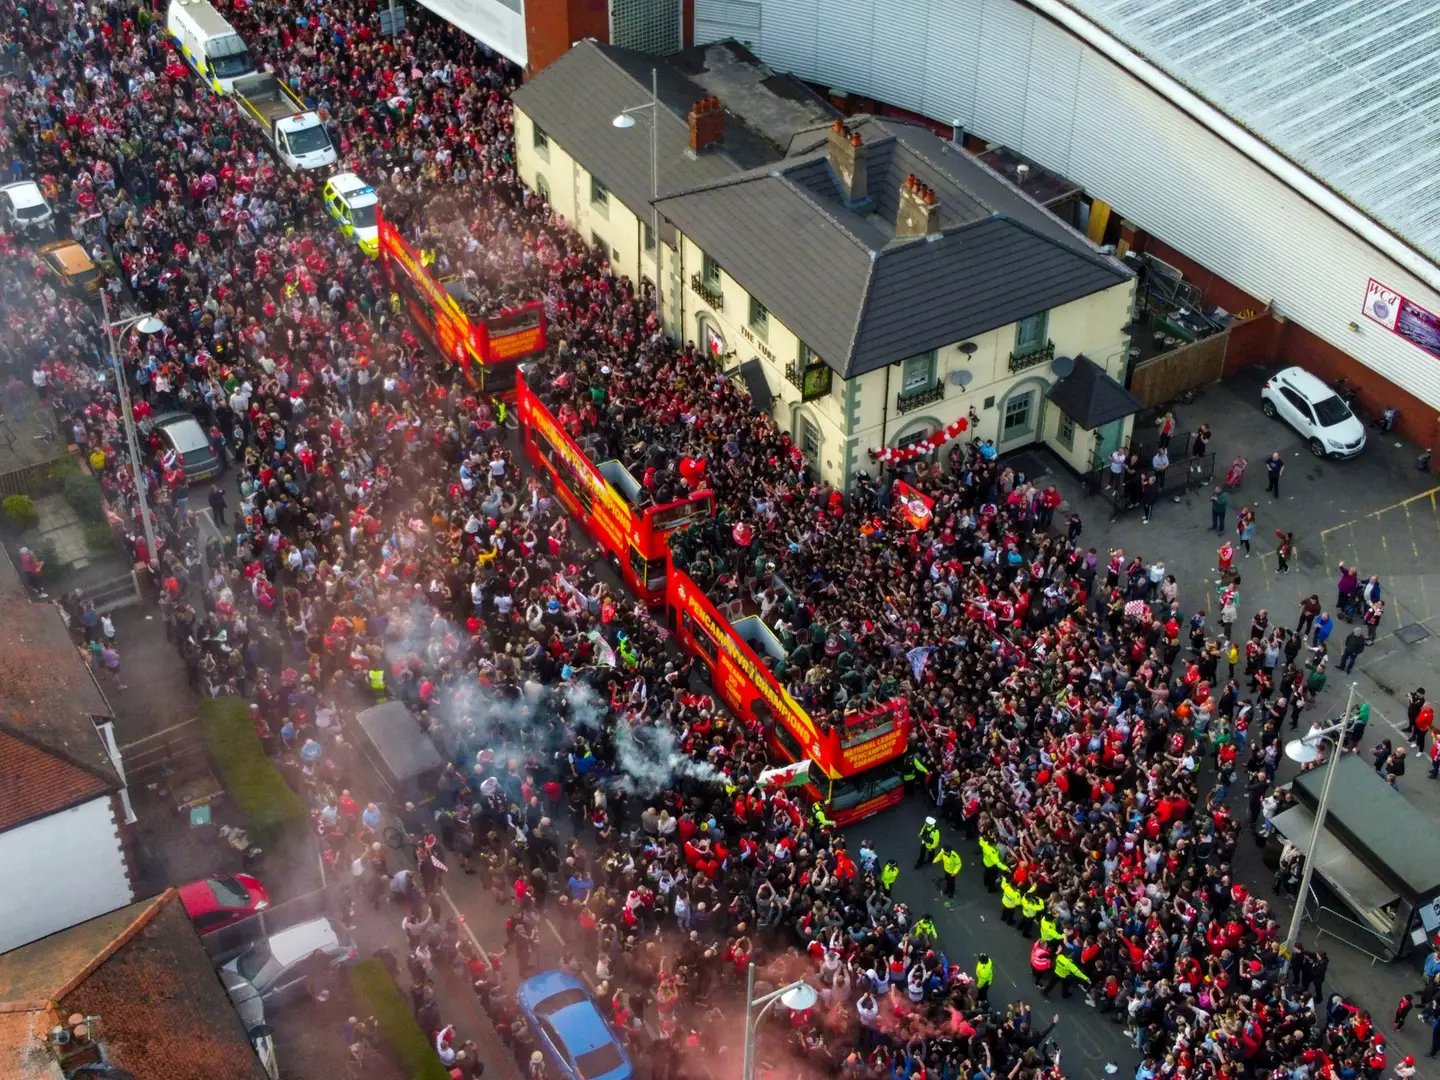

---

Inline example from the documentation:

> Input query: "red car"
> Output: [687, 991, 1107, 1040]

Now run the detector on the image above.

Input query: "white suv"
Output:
[1260, 366, 1366, 459]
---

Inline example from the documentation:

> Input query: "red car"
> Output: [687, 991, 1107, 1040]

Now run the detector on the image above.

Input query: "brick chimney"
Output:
[897, 173, 940, 237]
[826, 119, 868, 203]
[688, 97, 725, 153]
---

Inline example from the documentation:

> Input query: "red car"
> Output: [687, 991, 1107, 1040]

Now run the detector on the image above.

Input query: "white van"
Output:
[166, 0, 256, 94]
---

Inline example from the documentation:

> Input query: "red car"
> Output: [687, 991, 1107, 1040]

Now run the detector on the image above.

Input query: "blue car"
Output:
[517, 971, 632, 1080]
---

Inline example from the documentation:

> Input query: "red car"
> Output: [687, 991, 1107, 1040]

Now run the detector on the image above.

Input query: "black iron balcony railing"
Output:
[690, 273, 724, 310]
[896, 380, 944, 414]
[1008, 339, 1055, 373]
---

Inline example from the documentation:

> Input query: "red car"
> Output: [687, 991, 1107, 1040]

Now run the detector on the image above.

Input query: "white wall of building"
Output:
[0, 797, 133, 953]
[414, 0, 527, 66]
[694, 0, 1440, 409]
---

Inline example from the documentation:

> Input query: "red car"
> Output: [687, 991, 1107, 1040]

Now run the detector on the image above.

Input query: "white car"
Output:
[0, 180, 54, 233]
[1260, 366, 1366, 459]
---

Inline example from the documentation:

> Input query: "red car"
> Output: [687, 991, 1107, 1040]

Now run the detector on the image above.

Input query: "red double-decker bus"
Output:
[666, 567, 912, 824]
[377, 210, 547, 393]
[515, 365, 715, 604]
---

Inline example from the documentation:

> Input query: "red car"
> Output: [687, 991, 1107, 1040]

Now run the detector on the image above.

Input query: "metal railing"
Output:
[896, 380, 944, 414]
[1008, 340, 1055, 373]
[689, 273, 724, 310]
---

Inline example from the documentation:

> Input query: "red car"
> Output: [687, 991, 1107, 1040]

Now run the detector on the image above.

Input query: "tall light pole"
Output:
[1281, 681, 1359, 952]
[611, 67, 660, 285]
[100, 290, 165, 574]
[741, 962, 817, 1080]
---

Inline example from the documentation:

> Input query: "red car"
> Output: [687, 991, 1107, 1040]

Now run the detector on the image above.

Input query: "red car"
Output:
[178, 874, 271, 934]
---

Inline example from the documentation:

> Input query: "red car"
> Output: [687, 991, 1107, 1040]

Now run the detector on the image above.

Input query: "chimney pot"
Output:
[833, 119, 845, 133]
[850, 132, 862, 147]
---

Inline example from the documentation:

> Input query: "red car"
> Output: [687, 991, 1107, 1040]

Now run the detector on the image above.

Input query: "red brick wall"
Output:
[1275, 320, 1440, 450]
[524, 0, 609, 79]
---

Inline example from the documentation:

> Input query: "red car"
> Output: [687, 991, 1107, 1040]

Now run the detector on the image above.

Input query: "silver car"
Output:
[221, 917, 357, 1006]
[220, 968, 280, 1080]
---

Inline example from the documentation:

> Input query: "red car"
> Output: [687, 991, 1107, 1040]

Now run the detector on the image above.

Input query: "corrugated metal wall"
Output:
[693, 0, 1440, 409]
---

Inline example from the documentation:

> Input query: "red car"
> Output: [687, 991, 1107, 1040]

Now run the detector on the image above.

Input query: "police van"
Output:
[322, 173, 380, 256]
[166, 0, 256, 94]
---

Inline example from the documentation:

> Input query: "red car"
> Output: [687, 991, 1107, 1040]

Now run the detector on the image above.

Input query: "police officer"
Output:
[911, 914, 938, 946]
[1053, 950, 1090, 999]
[911, 751, 931, 797]
[880, 860, 900, 894]
[1019, 886, 1044, 938]
[1039, 911, 1065, 946]
[812, 801, 835, 830]
[974, 953, 994, 1007]
[934, 845, 962, 897]
[1029, 939, 1054, 991]
[1000, 874, 1023, 925]
[979, 835, 1009, 893]
[368, 666, 386, 698]
[915, 816, 941, 869]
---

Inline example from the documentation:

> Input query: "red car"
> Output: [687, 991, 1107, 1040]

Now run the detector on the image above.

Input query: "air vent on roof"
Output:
[1015, 163, 1030, 184]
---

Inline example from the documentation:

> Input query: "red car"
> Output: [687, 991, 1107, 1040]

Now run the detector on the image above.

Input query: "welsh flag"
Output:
[758, 760, 813, 789]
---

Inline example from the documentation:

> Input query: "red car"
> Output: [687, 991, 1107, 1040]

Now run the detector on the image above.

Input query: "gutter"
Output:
[1026, 0, 1440, 296]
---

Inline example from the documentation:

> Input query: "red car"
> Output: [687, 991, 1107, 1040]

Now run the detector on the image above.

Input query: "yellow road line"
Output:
[1318, 483, 1440, 538]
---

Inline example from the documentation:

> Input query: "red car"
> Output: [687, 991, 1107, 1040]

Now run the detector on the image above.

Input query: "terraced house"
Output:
[515, 39, 1138, 490]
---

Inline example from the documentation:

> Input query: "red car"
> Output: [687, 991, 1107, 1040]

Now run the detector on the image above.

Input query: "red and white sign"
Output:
[1362, 277, 1440, 362]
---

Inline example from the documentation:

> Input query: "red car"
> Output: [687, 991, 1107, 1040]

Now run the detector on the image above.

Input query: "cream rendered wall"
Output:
[0, 796, 133, 953]
[514, 108, 662, 295]
[677, 233, 1134, 489]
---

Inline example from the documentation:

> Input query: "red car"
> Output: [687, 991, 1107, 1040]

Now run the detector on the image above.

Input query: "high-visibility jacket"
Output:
[935, 849, 962, 876]
[1040, 917, 1064, 943]
[812, 802, 835, 828]
[979, 838, 1009, 871]
[368, 668, 386, 691]
[1030, 941, 1053, 972]
[881, 863, 900, 890]
[975, 958, 994, 988]
[912, 918, 937, 941]
[919, 824, 940, 852]
[913, 754, 931, 777]
[1000, 877, 1022, 909]
[1053, 954, 1090, 983]
[1020, 890, 1044, 919]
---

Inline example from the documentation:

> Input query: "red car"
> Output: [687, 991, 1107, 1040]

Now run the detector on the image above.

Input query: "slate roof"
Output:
[510, 40, 835, 244]
[1044, 354, 1143, 429]
[0, 548, 120, 823]
[657, 116, 1132, 378]
[0, 892, 267, 1080]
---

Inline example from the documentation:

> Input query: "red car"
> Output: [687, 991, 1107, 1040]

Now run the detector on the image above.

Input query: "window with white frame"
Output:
[532, 124, 550, 156]
[900, 351, 936, 397]
[749, 295, 769, 340]
[800, 416, 821, 460]
[702, 253, 721, 289]
[1056, 412, 1076, 449]
[590, 175, 610, 211]
[643, 221, 655, 251]
[1015, 311, 1048, 357]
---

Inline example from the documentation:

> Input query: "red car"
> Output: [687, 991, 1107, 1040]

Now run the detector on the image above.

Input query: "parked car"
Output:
[517, 971, 632, 1080]
[0, 179, 53, 233]
[33, 239, 100, 295]
[179, 873, 271, 934]
[221, 916, 357, 1006]
[153, 410, 223, 483]
[220, 968, 280, 1080]
[1260, 365, 1367, 459]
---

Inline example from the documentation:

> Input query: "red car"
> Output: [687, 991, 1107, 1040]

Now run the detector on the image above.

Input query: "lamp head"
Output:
[133, 316, 165, 335]
[612, 114, 636, 129]
[1283, 738, 1320, 765]
[779, 982, 818, 1013]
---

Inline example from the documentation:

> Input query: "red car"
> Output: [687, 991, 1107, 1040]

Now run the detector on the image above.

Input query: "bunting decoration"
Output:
[872, 416, 968, 464]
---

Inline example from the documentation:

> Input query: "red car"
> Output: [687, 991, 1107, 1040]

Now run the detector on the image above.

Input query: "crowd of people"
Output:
[3, 1, 1434, 1079]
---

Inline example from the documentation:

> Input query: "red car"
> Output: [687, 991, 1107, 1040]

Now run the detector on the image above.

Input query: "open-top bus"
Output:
[515, 364, 715, 604]
[666, 566, 912, 825]
[376, 210, 546, 393]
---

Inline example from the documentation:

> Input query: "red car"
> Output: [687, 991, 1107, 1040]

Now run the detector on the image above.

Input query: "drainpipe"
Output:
[880, 365, 892, 449]
[1025, 0, 1440, 296]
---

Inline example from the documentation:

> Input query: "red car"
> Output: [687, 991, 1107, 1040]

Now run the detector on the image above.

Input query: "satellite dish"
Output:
[1051, 355, 1076, 378]
[949, 370, 973, 388]
[1284, 738, 1320, 765]
[959, 341, 978, 356]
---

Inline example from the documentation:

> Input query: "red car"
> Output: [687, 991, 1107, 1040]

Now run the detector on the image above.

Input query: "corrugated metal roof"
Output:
[1060, 0, 1440, 263]
[656, 117, 1131, 376]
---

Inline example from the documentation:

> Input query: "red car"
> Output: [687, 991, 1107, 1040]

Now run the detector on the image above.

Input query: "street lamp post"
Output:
[611, 67, 660, 283]
[99, 290, 165, 574]
[1282, 681, 1359, 952]
[741, 962, 817, 1080]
